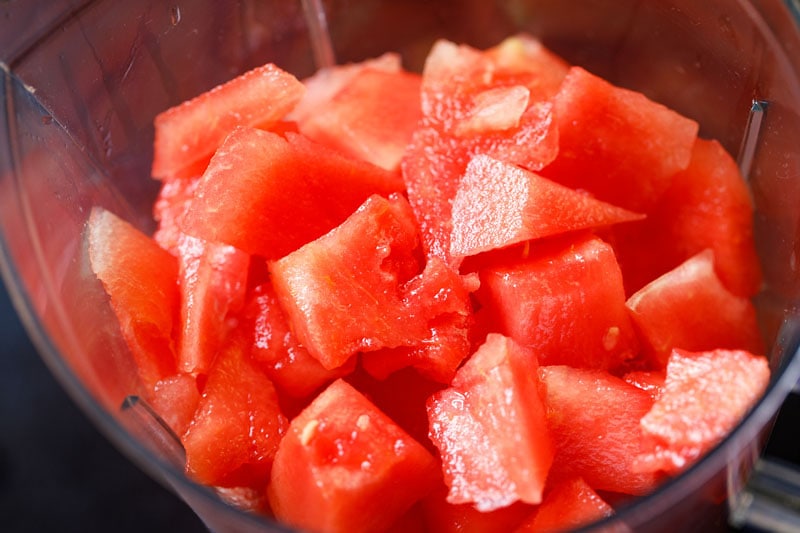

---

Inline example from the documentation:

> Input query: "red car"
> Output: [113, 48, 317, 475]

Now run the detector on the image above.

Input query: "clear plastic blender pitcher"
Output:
[2, 1, 800, 531]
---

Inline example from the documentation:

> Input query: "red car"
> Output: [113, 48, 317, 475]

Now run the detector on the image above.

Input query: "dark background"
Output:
[1, 276, 798, 533]
[0, 280, 206, 533]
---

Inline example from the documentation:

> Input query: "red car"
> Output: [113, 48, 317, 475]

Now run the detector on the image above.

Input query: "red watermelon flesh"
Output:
[214, 486, 271, 515]
[402, 38, 561, 266]
[152, 62, 305, 180]
[288, 52, 402, 124]
[421, 483, 534, 533]
[182, 335, 288, 489]
[476, 234, 640, 371]
[450, 154, 644, 257]
[427, 334, 553, 511]
[484, 34, 570, 96]
[152, 175, 201, 255]
[87, 207, 179, 391]
[360, 257, 478, 383]
[541, 66, 699, 212]
[626, 250, 764, 368]
[242, 283, 356, 399]
[634, 348, 770, 475]
[539, 365, 663, 495]
[383, 503, 428, 533]
[268, 379, 439, 533]
[149, 373, 200, 438]
[298, 68, 423, 172]
[347, 366, 445, 456]
[623, 370, 666, 402]
[180, 127, 405, 259]
[513, 476, 615, 533]
[514, 477, 614, 533]
[270, 193, 428, 370]
[175, 234, 249, 376]
[419, 38, 566, 126]
[611, 137, 762, 297]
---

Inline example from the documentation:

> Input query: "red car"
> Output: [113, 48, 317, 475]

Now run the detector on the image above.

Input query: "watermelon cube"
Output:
[402, 38, 561, 265]
[152, 174, 201, 255]
[626, 250, 764, 368]
[542, 66, 699, 211]
[174, 234, 249, 375]
[182, 336, 288, 489]
[150, 373, 200, 439]
[359, 257, 477, 383]
[427, 334, 553, 511]
[269, 193, 426, 370]
[450, 154, 643, 257]
[241, 283, 355, 399]
[421, 483, 534, 533]
[180, 127, 404, 259]
[298, 68, 423, 171]
[513, 476, 615, 532]
[635, 348, 770, 474]
[87, 207, 179, 391]
[268, 379, 439, 533]
[611, 137, 762, 297]
[539, 365, 663, 495]
[477, 234, 640, 370]
[152, 62, 305, 180]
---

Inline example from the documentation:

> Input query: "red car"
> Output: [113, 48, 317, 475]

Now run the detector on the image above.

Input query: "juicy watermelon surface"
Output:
[85, 32, 772, 533]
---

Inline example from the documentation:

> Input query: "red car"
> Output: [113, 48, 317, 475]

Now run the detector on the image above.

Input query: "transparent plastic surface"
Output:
[2, 1, 800, 531]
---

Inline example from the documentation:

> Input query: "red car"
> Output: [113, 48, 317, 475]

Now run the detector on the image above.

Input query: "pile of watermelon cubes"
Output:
[87, 35, 771, 533]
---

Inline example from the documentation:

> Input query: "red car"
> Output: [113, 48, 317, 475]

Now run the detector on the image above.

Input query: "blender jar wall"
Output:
[2, 0, 800, 531]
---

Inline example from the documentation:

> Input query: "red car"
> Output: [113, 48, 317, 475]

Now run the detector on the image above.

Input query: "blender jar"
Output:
[2, 1, 800, 531]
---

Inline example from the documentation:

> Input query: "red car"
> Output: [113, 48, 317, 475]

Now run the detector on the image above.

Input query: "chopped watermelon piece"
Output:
[179, 127, 405, 259]
[623, 370, 666, 401]
[152, 175, 201, 255]
[175, 234, 249, 375]
[484, 34, 570, 96]
[634, 348, 770, 474]
[182, 336, 288, 489]
[513, 476, 615, 532]
[242, 283, 355, 399]
[421, 483, 534, 533]
[611, 137, 762, 297]
[346, 367, 444, 455]
[214, 486, 270, 515]
[288, 52, 402, 124]
[359, 257, 478, 383]
[87, 207, 179, 391]
[420, 38, 566, 125]
[450, 154, 644, 257]
[383, 503, 428, 533]
[270, 193, 476, 380]
[150, 373, 200, 438]
[402, 38, 561, 265]
[268, 379, 439, 533]
[476, 234, 640, 370]
[427, 334, 553, 511]
[269, 193, 427, 370]
[539, 365, 663, 495]
[626, 250, 764, 368]
[541, 66, 699, 211]
[298, 68, 422, 171]
[152, 63, 305, 180]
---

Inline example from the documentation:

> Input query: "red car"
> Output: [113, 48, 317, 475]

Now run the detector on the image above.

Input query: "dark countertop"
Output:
[0, 281, 206, 533]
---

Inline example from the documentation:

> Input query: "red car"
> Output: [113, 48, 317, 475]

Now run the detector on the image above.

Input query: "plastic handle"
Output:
[730, 455, 800, 532]
[729, 385, 800, 532]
